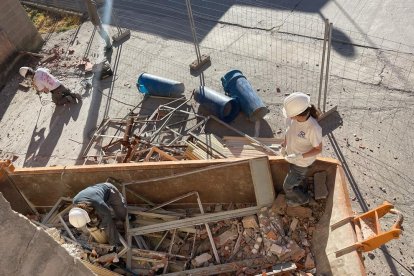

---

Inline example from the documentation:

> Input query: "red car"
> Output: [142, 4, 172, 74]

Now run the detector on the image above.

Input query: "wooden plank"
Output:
[81, 260, 122, 276]
[164, 257, 279, 276]
[11, 158, 250, 174]
[124, 158, 252, 186]
[128, 210, 181, 220]
[249, 157, 275, 207]
[129, 206, 260, 235]
[223, 136, 284, 144]
[210, 116, 279, 156]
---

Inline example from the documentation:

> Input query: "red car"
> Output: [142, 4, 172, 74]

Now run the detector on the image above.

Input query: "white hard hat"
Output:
[19, 67, 33, 78]
[69, 207, 91, 228]
[282, 92, 310, 118]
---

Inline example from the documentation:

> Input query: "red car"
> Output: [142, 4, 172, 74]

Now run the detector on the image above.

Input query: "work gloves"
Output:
[280, 145, 303, 162]
[284, 153, 303, 162]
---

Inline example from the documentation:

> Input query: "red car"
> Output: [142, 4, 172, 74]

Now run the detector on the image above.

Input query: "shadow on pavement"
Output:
[23, 102, 82, 167]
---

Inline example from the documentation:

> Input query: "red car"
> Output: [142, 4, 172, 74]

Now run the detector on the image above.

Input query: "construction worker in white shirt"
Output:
[281, 92, 323, 206]
[19, 67, 82, 106]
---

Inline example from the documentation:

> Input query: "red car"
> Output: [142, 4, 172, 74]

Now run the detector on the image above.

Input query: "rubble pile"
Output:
[29, 193, 326, 275]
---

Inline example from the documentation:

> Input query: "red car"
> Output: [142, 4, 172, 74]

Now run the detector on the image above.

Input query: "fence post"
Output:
[323, 22, 333, 112]
[318, 19, 329, 109]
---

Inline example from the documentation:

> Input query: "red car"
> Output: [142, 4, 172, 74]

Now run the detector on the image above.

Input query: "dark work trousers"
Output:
[100, 187, 127, 245]
[283, 163, 309, 203]
[50, 85, 81, 105]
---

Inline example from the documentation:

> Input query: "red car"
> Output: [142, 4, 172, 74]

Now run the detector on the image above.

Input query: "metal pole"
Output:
[196, 193, 220, 264]
[323, 23, 333, 112]
[185, 0, 205, 87]
[318, 19, 329, 109]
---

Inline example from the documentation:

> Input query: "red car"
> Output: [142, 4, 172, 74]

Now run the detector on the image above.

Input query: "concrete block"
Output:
[215, 229, 238, 247]
[286, 206, 312, 218]
[313, 171, 328, 200]
[242, 215, 259, 229]
[191, 253, 212, 267]
[269, 244, 284, 256]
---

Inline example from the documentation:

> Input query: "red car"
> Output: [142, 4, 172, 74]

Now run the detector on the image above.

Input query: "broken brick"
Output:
[242, 215, 259, 229]
[271, 194, 287, 215]
[265, 230, 278, 241]
[313, 171, 328, 200]
[304, 253, 315, 269]
[286, 206, 312, 218]
[287, 241, 306, 262]
[40, 53, 58, 64]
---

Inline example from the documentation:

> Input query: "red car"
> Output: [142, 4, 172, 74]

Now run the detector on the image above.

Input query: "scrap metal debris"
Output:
[27, 191, 326, 275]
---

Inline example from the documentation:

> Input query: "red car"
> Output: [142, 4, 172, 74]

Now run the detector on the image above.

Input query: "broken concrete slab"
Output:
[313, 171, 328, 200]
[0, 193, 93, 275]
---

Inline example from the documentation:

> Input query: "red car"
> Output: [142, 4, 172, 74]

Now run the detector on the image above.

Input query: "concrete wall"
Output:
[0, 193, 94, 276]
[0, 0, 43, 67]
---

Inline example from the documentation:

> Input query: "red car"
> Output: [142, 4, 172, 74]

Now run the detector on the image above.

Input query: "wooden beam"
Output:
[123, 158, 252, 186]
[164, 257, 280, 276]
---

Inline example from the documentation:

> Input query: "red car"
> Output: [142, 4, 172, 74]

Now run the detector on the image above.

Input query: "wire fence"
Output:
[24, 2, 414, 187]
[23, 0, 414, 186]
[16, 0, 414, 273]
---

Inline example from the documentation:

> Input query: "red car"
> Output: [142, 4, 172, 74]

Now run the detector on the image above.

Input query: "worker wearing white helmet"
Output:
[69, 182, 127, 245]
[281, 92, 322, 206]
[19, 66, 82, 105]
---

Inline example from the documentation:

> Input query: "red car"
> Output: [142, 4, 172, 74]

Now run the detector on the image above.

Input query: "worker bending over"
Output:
[69, 182, 127, 245]
[281, 92, 322, 206]
[19, 67, 82, 105]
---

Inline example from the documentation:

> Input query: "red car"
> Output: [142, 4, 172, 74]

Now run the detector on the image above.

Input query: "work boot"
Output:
[104, 45, 113, 53]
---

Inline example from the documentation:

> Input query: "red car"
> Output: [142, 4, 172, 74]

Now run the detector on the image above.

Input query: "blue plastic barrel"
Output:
[136, 73, 185, 97]
[221, 70, 268, 121]
[194, 86, 240, 123]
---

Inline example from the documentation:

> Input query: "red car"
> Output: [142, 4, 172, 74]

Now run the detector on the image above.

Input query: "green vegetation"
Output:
[24, 6, 81, 33]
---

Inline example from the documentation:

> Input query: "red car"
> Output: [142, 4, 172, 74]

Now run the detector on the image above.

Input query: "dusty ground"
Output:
[1, 1, 414, 275]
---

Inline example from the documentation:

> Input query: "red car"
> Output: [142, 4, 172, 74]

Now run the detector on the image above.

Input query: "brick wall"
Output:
[0, 0, 43, 66]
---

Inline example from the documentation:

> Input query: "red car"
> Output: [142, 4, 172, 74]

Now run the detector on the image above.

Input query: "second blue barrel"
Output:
[137, 73, 185, 97]
[194, 86, 240, 123]
[221, 70, 268, 121]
